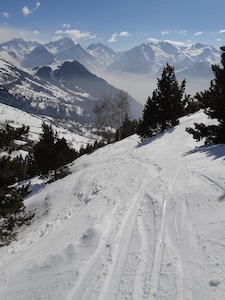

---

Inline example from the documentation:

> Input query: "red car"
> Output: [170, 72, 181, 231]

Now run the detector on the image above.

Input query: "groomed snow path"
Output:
[1, 111, 225, 299]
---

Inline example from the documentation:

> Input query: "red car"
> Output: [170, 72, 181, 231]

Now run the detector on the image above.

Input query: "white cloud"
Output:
[22, 2, 41, 16]
[194, 31, 204, 36]
[63, 24, 70, 28]
[2, 12, 10, 18]
[107, 32, 130, 43]
[148, 37, 160, 43]
[108, 33, 117, 43]
[22, 7, 30, 16]
[175, 30, 187, 35]
[219, 29, 225, 34]
[164, 39, 190, 46]
[162, 31, 169, 35]
[33, 30, 39, 35]
[119, 31, 131, 37]
[55, 29, 95, 42]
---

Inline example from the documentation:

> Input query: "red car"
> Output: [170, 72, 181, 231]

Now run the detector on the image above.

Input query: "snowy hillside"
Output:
[1, 110, 225, 299]
[0, 58, 143, 121]
[0, 103, 98, 151]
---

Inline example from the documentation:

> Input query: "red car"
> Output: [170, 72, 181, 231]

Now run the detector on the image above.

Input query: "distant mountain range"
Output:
[0, 37, 221, 124]
[0, 37, 220, 78]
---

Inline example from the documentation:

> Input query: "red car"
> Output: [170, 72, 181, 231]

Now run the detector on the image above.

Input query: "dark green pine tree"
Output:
[186, 46, 225, 144]
[33, 123, 78, 180]
[54, 137, 78, 179]
[0, 124, 29, 149]
[0, 124, 32, 246]
[139, 63, 189, 140]
[33, 123, 56, 177]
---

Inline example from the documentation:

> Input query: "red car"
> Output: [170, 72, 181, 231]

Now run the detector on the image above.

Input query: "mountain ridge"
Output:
[0, 37, 221, 76]
[0, 37, 221, 124]
[0, 58, 143, 122]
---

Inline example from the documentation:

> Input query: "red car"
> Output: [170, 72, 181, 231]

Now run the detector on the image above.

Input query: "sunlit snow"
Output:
[0, 110, 225, 299]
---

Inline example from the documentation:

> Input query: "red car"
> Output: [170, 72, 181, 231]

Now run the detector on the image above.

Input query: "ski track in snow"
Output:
[1, 112, 225, 299]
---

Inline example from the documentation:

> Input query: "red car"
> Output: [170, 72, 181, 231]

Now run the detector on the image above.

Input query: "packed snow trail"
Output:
[1, 111, 225, 299]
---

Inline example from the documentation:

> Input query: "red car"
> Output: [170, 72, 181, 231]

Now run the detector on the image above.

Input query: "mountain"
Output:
[0, 38, 220, 78]
[55, 43, 101, 71]
[0, 110, 225, 299]
[21, 46, 56, 69]
[107, 43, 158, 74]
[107, 41, 220, 78]
[0, 37, 221, 115]
[45, 37, 75, 54]
[0, 59, 143, 122]
[0, 38, 40, 66]
[87, 43, 116, 67]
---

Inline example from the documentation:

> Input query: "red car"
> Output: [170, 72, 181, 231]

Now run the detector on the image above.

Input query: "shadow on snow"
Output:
[136, 127, 175, 148]
[184, 143, 225, 160]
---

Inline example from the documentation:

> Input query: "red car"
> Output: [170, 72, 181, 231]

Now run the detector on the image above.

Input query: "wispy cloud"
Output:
[108, 31, 131, 43]
[219, 29, 225, 34]
[175, 30, 187, 35]
[22, 2, 41, 16]
[148, 37, 189, 46]
[55, 29, 95, 42]
[194, 31, 204, 36]
[2, 12, 10, 18]
[108, 33, 117, 43]
[161, 31, 169, 35]
[62, 24, 70, 28]
[148, 37, 160, 43]
[164, 39, 190, 46]
[119, 31, 131, 38]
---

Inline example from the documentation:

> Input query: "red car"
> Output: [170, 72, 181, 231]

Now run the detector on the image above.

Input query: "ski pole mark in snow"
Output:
[93, 179, 150, 300]
[149, 197, 167, 298]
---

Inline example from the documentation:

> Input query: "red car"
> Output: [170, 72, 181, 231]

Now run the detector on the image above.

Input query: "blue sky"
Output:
[1, 0, 225, 50]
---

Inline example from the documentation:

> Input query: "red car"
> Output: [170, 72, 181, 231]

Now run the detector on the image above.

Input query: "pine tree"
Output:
[139, 63, 189, 140]
[0, 124, 32, 246]
[33, 123, 78, 180]
[186, 46, 225, 144]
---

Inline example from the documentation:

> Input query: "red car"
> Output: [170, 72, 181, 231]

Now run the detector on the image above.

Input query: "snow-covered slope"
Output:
[0, 103, 97, 151]
[0, 110, 225, 299]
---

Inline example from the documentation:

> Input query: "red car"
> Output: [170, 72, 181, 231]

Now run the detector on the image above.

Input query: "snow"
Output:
[1, 110, 225, 299]
[0, 103, 98, 151]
